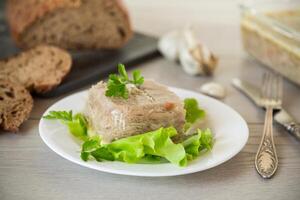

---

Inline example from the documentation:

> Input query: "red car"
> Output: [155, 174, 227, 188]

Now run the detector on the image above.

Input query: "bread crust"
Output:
[0, 45, 72, 93]
[6, 0, 132, 49]
[0, 79, 33, 132]
[115, 0, 133, 45]
[6, 0, 81, 44]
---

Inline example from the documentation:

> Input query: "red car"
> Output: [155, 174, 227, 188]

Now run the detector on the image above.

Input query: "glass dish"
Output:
[240, 0, 300, 86]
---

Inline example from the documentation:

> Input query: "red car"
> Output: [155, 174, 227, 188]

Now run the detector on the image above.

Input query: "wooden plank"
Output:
[1, 1, 300, 200]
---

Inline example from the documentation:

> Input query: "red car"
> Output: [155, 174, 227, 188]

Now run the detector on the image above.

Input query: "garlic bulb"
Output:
[158, 27, 218, 76]
[179, 47, 203, 75]
[180, 44, 218, 76]
[179, 28, 218, 76]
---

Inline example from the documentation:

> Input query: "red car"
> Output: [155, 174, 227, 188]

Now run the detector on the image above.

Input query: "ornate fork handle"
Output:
[255, 106, 278, 179]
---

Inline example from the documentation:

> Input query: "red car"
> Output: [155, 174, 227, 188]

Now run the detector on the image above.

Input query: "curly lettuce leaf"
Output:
[43, 111, 89, 141]
[81, 127, 188, 166]
[184, 98, 206, 124]
[44, 106, 213, 167]
[80, 127, 213, 167]
[182, 128, 213, 160]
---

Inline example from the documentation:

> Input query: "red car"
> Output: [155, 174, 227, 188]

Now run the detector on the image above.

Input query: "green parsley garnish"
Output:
[105, 64, 144, 99]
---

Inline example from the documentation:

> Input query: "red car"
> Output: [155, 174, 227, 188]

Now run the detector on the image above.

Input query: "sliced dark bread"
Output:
[0, 45, 72, 93]
[7, 0, 133, 49]
[0, 80, 33, 132]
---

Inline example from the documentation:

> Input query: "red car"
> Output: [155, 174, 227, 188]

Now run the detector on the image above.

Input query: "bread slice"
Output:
[6, 0, 133, 50]
[0, 45, 72, 93]
[0, 80, 33, 132]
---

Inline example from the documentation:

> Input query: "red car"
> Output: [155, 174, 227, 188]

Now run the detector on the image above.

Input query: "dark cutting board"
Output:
[0, 2, 160, 98]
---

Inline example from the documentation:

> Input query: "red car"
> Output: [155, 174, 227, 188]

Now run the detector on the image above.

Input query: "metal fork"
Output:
[255, 72, 282, 179]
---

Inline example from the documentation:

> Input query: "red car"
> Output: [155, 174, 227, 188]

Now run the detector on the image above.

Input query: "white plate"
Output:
[39, 87, 249, 177]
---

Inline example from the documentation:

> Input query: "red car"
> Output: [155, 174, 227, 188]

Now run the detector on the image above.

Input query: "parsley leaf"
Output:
[118, 63, 128, 81]
[105, 75, 128, 99]
[105, 64, 144, 99]
[43, 110, 73, 121]
[132, 70, 144, 86]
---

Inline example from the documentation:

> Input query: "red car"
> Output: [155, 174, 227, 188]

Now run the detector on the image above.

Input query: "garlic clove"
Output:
[179, 47, 205, 75]
[182, 28, 198, 49]
[200, 82, 226, 99]
[191, 44, 218, 75]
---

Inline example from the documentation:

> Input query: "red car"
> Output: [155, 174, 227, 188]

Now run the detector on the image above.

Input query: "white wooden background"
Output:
[0, 1, 299, 200]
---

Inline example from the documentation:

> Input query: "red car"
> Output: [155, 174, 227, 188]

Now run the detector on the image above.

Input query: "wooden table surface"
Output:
[1, 1, 299, 200]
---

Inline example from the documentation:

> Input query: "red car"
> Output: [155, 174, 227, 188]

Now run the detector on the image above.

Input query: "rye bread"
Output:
[6, 0, 133, 50]
[0, 80, 33, 132]
[0, 45, 72, 93]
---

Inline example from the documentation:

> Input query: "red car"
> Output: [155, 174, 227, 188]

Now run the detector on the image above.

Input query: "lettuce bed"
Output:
[43, 98, 213, 167]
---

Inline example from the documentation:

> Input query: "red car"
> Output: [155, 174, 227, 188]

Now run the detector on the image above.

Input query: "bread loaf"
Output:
[0, 45, 72, 93]
[0, 80, 33, 132]
[6, 0, 133, 49]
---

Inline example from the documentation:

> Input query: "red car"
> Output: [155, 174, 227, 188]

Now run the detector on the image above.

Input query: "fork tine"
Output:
[267, 72, 273, 100]
[261, 73, 268, 99]
[272, 73, 281, 104]
[277, 74, 283, 103]
[271, 73, 277, 101]
[274, 74, 279, 102]
[262, 72, 282, 107]
[263, 72, 272, 100]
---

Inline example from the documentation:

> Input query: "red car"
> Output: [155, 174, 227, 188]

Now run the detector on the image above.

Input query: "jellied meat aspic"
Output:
[85, 79, 186, 142]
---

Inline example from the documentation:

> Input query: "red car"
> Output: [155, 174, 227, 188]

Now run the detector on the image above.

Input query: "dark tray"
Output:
[39, 33, 160, 97]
